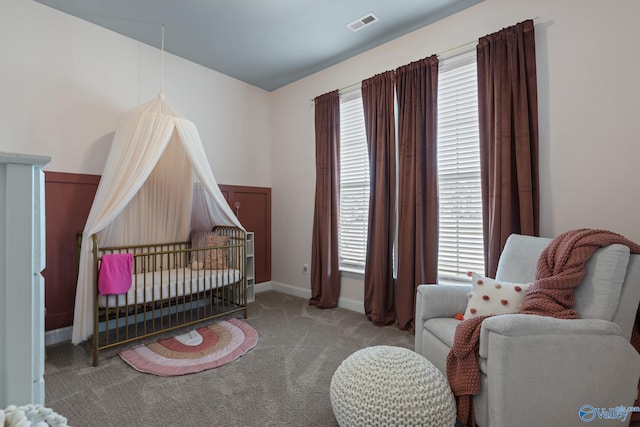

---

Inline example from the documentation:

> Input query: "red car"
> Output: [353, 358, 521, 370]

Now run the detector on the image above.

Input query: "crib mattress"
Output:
[98, 267, 243, 308]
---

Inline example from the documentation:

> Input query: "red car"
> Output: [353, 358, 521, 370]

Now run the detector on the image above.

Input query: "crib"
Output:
[84, 226, 247, 366]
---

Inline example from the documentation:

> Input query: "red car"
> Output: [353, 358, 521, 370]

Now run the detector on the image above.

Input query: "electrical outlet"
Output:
[303, 264, 309, 274]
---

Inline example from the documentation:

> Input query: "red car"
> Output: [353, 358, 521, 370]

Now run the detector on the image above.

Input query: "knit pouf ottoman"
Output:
[330, 346, 456, 427]
[0, 404, 69, 426]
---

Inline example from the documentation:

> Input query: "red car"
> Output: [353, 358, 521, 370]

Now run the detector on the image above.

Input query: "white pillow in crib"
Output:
[190, 232, 230, 270]
[191, 261, 204, 270]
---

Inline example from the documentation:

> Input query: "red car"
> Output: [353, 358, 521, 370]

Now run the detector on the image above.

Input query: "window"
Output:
[437, 49, 485, 281]
[338, 90, 370, 272]
[337, 47, 484, 280]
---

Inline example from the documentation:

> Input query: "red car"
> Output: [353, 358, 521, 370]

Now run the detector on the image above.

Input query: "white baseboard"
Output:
[266, 281, 365, 314]
[336, 295, 365, 314]
[254, 281, 274, 294]
[45, 326, 72, 346]
[43, 282, 365, 346]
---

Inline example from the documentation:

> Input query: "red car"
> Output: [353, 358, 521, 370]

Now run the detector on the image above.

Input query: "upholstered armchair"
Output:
[415, 234, 640, 427]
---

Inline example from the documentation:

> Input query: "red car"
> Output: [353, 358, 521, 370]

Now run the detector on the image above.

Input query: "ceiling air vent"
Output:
[348, 13, 379, 32]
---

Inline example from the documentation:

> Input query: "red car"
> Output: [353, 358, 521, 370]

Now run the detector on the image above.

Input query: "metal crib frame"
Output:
[88, 226, 247, 366]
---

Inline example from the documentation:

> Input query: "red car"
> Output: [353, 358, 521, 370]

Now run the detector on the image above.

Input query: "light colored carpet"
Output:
[44, 291, 414, 426]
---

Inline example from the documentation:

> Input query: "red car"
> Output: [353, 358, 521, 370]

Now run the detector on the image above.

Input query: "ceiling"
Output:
[34, 0, 483, 92]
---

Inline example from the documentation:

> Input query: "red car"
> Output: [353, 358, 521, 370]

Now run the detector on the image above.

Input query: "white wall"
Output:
[269, 0, 640, 306]
[1, 0, 272, 187]
[4, 0, 640, 310]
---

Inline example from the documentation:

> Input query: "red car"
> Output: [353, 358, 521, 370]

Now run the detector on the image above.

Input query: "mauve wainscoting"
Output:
[43, 171, 271, 332]
[219, 185, 271, 284]
[43, 172, 99, 331]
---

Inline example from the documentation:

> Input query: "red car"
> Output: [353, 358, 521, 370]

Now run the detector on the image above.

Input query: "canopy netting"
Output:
[72, 95, 242, 344]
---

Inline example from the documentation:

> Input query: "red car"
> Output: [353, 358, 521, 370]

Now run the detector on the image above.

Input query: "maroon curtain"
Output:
[310, 90, 340, 308]
[477, 19, 540, 278]
[361, 71, 397, 326]
[395, 56, 439, 332]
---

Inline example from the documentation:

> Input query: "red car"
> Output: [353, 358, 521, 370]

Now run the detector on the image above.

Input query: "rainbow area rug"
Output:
[118, 318, 258, 376]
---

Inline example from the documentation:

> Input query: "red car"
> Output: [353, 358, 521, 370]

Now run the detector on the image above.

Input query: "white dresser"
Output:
[0, 152, 50, 407]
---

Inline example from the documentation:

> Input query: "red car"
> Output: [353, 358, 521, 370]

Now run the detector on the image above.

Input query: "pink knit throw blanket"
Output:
[446, 229, 640, 426]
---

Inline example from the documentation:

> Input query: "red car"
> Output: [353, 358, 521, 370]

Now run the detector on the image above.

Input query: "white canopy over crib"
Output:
[72, 94, 243, 344]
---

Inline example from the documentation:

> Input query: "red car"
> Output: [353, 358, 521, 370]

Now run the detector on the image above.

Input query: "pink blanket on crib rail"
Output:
[98, 253, 133, 295]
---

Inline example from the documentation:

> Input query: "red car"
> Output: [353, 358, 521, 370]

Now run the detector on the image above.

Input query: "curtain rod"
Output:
[337, 37, 478, 95]
[310, 37, 477, 103]
[313, 17, 539, 103]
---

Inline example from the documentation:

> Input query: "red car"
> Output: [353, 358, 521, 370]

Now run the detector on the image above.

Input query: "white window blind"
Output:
[338, 89, 370, 272]
[335, 48, 485, 278]
[437, 49, 485, 281]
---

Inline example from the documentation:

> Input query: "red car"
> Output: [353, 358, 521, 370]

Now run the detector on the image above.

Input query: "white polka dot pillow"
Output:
[463, 272, 531, 319]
